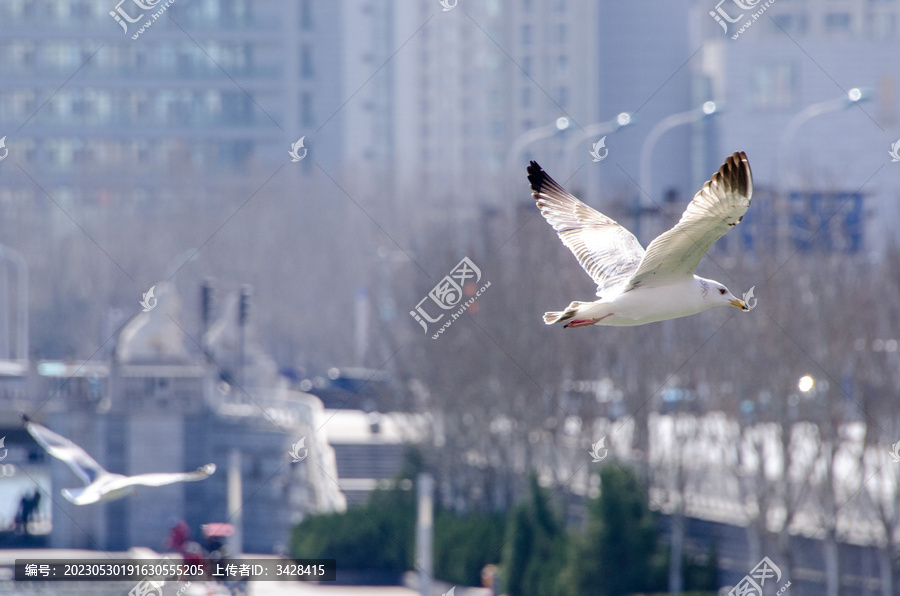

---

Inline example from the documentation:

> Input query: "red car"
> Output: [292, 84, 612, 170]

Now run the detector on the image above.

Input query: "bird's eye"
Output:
[718, 288, 727, 295]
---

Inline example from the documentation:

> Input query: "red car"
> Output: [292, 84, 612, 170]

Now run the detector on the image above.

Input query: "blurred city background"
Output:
[1, 0, 900, 594]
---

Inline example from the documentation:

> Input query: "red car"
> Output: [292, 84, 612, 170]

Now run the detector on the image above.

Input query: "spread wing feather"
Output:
[624, 151, 752, 291]
[528, 161, 644, 297]
[25, 420, 107, 486]
[123, 464, 217, 487]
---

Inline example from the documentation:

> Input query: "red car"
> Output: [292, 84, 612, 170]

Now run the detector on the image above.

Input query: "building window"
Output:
[790, 192, 864, 254]
[824, 13, 851, 34]
[769, 13, 807, 36]
[521, 55, 532, 75]
[870, 13, 897, 39]
[299, 0, 313, 29]
[751, 64, 794, 110]
[301, 92, 313, 127]
[521, 24, 532, 45]
[300, 44, 314, 78]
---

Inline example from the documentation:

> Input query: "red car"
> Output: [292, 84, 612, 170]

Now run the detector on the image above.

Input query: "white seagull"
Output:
[24, 417, 216, 505]
[529, 151, 753, 327]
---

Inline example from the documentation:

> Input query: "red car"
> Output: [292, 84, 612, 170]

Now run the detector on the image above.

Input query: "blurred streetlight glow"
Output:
[777, 87, 871, 189]
[564, 111, 634, 174]
[798, 375, 815, 392]
[506, 117, 573, 175]
[639, 101, 719, 205]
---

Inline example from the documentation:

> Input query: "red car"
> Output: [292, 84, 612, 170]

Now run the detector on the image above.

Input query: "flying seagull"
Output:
[529, 151, 753, 327]
[24, 416, 216, 505]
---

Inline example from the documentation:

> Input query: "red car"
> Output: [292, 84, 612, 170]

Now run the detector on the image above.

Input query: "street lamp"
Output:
[506, 116, 572, 175]
[797, 375, 829, 400]
[631, 102, 719, 239]
[565, 111, 633, 175]
[638, 101, 719, 206]
[777, 87, 871, 190]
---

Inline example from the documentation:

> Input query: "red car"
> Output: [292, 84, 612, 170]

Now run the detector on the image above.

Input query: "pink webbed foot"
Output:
[563, 314, 612, 328]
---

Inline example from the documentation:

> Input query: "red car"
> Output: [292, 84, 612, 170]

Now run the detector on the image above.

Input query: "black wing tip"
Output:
[716, 151, 752, 198]
[728, 150, 750, 176]
[526, 160, 546, 193]
[526, 160, 568, 200]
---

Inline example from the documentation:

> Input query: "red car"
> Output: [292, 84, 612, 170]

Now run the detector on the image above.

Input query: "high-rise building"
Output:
[389, 0, 601, 213]
[693, 0, 900, 255]
[0, 0, 342, 208]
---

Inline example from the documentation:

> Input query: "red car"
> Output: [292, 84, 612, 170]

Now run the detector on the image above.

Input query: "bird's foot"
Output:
[564, 314, 611, 328]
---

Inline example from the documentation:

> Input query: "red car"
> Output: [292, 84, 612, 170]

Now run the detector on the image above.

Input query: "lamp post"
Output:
[506, 116, 571, 176]
[565, 111, 633, 175]
[776, 88, 870, 191]
[639, 101, 718, 204]
[633, 101, 718, 239]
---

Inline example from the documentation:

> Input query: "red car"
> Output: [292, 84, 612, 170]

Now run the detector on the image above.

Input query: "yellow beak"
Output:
[730, 299, 749, 311]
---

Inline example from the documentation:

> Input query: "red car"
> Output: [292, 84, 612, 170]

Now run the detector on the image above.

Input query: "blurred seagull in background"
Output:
[24, 416, 215, 505]
[529, 151, 753, 328]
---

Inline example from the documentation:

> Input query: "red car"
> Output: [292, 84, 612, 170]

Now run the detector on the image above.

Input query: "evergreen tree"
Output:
[501, 474, 569, 596]
[571, 465, 666, 596]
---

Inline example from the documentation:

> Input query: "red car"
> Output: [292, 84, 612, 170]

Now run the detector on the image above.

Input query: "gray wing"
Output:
[25, 420, 107, 486]
[122, 464, 216, 488]
[528, 161, 645, 297]
[623, 151, 752, 290]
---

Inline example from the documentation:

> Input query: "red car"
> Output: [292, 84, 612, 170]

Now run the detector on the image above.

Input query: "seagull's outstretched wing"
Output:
[624, 151, 752, 290]
[25, 420, 107, 486]
[528, 161, 645, 297]
[121, 464, 217, 488]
